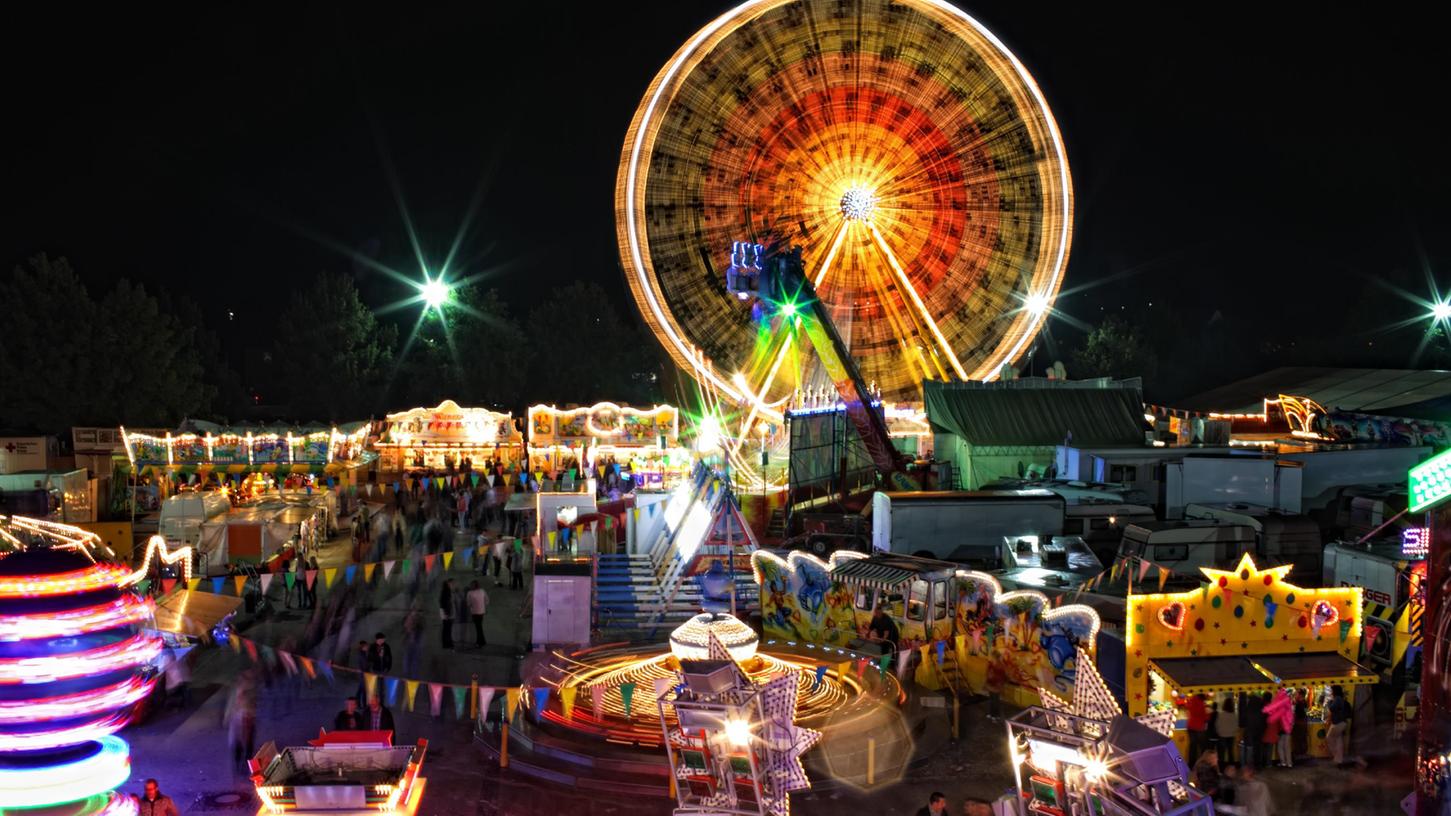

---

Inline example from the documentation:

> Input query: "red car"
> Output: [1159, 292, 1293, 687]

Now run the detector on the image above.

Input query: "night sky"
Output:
[7, 3, 1448, 398]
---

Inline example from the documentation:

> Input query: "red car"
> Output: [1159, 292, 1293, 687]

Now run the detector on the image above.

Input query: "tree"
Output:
[93, 279, 210, 426]
[271, 271, 396, 421]
[0, 254, 100, 430]
[526, 281, 667, 406]
[1070, 315, 1158, 381]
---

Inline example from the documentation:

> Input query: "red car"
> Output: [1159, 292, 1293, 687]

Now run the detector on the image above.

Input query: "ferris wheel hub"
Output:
[839, 185, 878, 222]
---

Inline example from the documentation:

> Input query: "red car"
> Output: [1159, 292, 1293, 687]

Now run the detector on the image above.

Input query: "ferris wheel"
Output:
[617, 0, 1073, 421]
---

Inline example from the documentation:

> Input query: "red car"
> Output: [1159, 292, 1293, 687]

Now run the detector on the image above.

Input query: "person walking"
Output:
[1326, 684, 1353, 767]
[985, 655, 1006, 722]
[509, 538, 525, 590]
[226, 670, 258, 774]
[1242, 691, 1267, 768]
[1263, 687, 1294, 767]
[466, 580, 489, 647]
[402, 604, 424, 676]
[1215, 694, 1238, 764]
[492, 536, 509, 586]
[439, 579, 456, 650]
[1224, 764, 1273, 816]
[135, 779, 181, 816]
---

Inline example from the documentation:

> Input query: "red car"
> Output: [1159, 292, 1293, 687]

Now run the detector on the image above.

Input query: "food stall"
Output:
[373, 400, 521, 474]
[250, 732, 427, 815]
[196, 498, 329, 574]
[1125, 553, 1376, 759]
[526, 401, 687, 489]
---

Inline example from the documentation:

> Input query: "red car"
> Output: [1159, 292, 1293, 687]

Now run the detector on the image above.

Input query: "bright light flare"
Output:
[840, 186, 878, 222]
[725, 717, 753, 747]
[1024, 292, 1050, 316]
[694, 415, 723, 454]
[419, 276, 451, 310]
[1432, 302, 1451, 321]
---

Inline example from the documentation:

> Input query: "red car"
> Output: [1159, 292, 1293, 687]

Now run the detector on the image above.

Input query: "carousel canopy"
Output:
[830, 553, 958, 589]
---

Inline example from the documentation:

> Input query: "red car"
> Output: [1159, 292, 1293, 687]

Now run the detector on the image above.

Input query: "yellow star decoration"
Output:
[1199, 552, 1292, 587]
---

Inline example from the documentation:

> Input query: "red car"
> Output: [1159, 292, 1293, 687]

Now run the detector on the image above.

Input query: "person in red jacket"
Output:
[1184, 693, 1209, 766]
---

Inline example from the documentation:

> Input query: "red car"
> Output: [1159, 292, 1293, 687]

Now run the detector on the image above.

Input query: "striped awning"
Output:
[831, 559, 918, 590]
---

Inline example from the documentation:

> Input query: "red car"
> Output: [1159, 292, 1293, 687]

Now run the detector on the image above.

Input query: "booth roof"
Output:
[923, 378, 1145, 447]
[831, 553, 958, 589]
[1152, 653, 1377, 695]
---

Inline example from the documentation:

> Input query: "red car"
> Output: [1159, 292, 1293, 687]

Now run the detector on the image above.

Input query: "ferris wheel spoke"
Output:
[867, 222, 969, 381]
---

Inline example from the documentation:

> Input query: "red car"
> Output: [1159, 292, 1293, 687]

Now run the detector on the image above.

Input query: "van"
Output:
[1117, 520, 1257, 588]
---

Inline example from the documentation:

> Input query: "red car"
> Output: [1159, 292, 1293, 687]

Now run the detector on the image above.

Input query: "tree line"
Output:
[0, 255, 672, 433]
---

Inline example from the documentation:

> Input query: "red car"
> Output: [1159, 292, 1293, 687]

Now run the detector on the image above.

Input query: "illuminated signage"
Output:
[1403, 527, 1430, 559]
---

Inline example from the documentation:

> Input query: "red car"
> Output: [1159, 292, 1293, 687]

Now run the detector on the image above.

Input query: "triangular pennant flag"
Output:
[384, 677, 400, 705]
[344, 565, 356, 585]
[856, 657, 869, 679]
[299, 656, 315, 679]
[443, 551, 454, 570]
[429, 683, 444, 716]
[244, 639, 258, 662]
[161, 578, 177, 595]
[424, 554, 437, 573]
[1138, 558, 1153, 582]
[324, 568, 338, 588]
[453, 686, 468, 719]
[877, 653, 891, 675]
[478, 687, 496, 721]
[532, 687, 550, 717]
[366, 483, 374, 496]
[284, 571, 296, 589]
[317, 660, 334, 683]
[232, 575, 247, 595]
[471, 473, 480, 487]
[590, 684, 604, 718]
[839, 660, 852, 680]
[363, 563, 376, 582]
[620, 682, 636, 717]
[813, 665, 829, 689]
[935, 640, 946, 664]
[1339, 620, 1352, 643]
[259, 574, 274, 594]
[305, 570, 318, 590]
[505, 688, 522, 722]
[382, 560, 396, 579]
[401, 559, 412, 577]
[405, 680, 421, 711]
[1158, 566, 1171, 591]
[364, 673, 378, 702]
[228, 634, 241, 654]
[897, 649, 913, 680]
[560, 686, 577, 719]
[486, 473, 496, 487]
[208, 576, 222, 594]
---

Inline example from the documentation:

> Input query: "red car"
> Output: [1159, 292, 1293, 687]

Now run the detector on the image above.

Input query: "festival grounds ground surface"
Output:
[122, 526, 1415, 815]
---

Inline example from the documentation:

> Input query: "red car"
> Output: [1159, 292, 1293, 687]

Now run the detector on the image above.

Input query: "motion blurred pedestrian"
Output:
[226, 670, 258, 773]
[1326, 684, 1352, 766]
[402, 604, 424, 676]
[439, 579, 456, 649]
[467, 581, 489, 646]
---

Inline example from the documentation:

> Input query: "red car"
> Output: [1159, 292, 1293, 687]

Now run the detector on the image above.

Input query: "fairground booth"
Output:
[1126, 553, 1376, 760]
[526, 402, 688, 490]
[122, 422, 370, 501]
[373, 400, 523, 474]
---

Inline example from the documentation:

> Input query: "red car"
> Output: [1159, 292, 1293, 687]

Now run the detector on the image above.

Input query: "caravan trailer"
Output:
[1116, 520, 1257, 589]
[1183, 503, 1322, 585]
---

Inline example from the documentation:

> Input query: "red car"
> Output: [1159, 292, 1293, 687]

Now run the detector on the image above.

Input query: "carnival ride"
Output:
[616, 0, 1074, 488]
[0, 516, 164, 816]
[250, 732, 428, 816]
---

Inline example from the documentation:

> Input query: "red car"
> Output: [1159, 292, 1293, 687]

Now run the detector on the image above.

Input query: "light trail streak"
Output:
[868, 222, 968, 380]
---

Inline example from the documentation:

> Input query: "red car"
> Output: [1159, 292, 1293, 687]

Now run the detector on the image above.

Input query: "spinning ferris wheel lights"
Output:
[1024, 292, 1052, 317]
[839, 186, 878, 222]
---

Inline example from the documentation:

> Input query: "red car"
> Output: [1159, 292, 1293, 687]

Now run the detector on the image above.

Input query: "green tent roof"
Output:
[924, 379, 1145, 447]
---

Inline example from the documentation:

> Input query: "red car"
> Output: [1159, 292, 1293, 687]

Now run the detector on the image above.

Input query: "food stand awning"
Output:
[1151, 654, 1376, 696]
[153, 590, 244, 637]
[1251, 653, 1379, 687]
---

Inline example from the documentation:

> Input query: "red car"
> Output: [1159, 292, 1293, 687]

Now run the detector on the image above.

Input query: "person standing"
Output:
[1258, 692, 1281, 769]
[1184, 693, 1209, 766]
[1291, 688, 1309, 761]
[916, 792, 948, 816]
[1241, 691, 1266, 768]
[509, 538, 525, 590]
[1215, 695, 1238, 764]
[334, 697, 364, 731]
[402, 605, 423, 677]
[439, 579, 456, 650]
[985, 655, 1006, 722]
[369, 632, 393, 674]
[366, 694, 396, 733]
[1326, 684, 1352, 767]
[1228, 764, 1273, 816]
[1263, 687, 1294, 767]
[466, 581, 489, 647]
[135, 779, 181, 816]
[475, 529, 491, 576]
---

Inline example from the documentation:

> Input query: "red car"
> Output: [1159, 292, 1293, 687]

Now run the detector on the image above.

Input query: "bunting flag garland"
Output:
[162, 578, 177, 595]
[560, 687, 577, 719]
[211, 577, 225, 594]
[855, 657, 868, 679]
[386, 677, 401, 706]
[897, 649, 914, 680]
[401, 559, 412, 577]
[324, 568, 338, 589]
[382, 561, 396, 579]
[531, 687, 550, 717]
[442, 552, 454, 570]
[229, 634, 241, 654]
[877, 653, 891, 675]
[318, 660, 334, 683]
[1339, 621, 1352, 643]
[344, 565, 356, 585]
[279, 650, 297, 676]
[305, 570, 318, 590]
[590, 684, 604, 718]
[934, 640, 946, 664]
[478, 687, 496, 721]
[813, 665, 829, 689]
[429, 683, 445, 716]
[244, 639, 258, 662]
[284, 571, 296, 589]
[453, 686, 468, 719]
[363, 563, 376, 582]
[405, 680, 421, 711]
[1158, 567, 1171, 591]
[424, 554, 437, 573]
[1138, 559, 1153, 582]
[505, 688, 521, 723]
[620, 682, 635, 718]
[364, 673, 377, 702]
[299, 656, 315, 680]
[233, 575, 247, 595]
[259, 574, 273, 594]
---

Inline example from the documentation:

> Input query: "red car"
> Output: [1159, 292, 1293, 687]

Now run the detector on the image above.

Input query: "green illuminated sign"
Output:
[1409, 448, 1451, 512]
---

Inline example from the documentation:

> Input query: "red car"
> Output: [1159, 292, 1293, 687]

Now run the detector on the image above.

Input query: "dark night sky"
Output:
[7, 3, 1449, 397]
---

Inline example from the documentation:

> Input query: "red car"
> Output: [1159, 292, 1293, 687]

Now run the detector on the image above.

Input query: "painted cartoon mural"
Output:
[1316, 410, 1451, 449]
[752, 551, 1101, 706]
